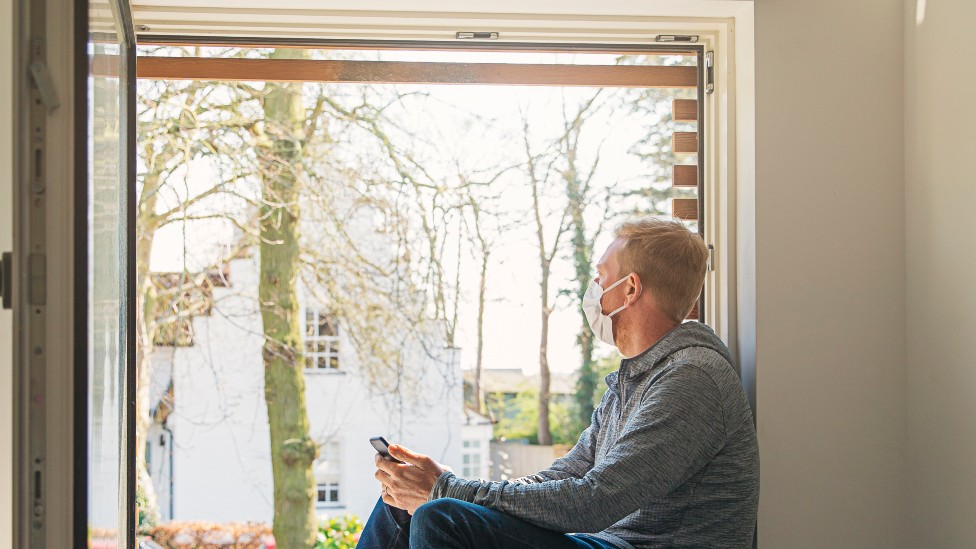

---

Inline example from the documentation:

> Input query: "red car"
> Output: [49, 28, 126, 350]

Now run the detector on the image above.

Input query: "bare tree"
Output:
[555, 94, 615, 432]
[456, 166, 513, 415]
[521, 117, 573, 446]
[251, 48, 320, 547]
[135, 73, 259, 527]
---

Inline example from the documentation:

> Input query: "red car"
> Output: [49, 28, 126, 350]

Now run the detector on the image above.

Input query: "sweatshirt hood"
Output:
[616, 321, 734, 382]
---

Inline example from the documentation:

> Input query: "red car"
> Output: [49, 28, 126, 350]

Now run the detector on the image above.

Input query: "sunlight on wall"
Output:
[916, 0, 927, 25]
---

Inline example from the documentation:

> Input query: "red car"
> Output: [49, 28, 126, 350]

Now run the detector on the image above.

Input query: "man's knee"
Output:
[413, 497, 464, 527]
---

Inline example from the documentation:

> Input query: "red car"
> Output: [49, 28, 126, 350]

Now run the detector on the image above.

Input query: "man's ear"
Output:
[627, 273, 642, 302]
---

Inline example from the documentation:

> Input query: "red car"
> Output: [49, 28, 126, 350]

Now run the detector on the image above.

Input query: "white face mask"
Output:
[582, 275, 631, 347]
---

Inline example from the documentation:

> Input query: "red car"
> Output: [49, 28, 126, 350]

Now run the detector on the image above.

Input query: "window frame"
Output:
[304, 309, 341, 372]
[9, 3, 755, 546]
[461, 439, 484, 479]
[314, 440, 343, 508]
[134, 30, 741, 343]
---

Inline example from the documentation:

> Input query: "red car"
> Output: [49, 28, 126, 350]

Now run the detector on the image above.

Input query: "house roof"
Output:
[151, 263, 231, 347]
[463, 368, 576, 396]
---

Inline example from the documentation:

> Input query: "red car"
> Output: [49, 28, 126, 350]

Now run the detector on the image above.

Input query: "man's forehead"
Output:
[598, 238, 625, 271]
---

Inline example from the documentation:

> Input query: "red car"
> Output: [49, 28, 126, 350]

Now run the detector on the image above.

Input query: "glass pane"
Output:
[87, 1, 130, 545]
[319, 315, 337, 336]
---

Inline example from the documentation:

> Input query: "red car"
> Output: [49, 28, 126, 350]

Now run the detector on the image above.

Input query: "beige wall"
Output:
[754, 0, 909, 546]
[1, 0, 14, 542]
[905, 0, 976, 546]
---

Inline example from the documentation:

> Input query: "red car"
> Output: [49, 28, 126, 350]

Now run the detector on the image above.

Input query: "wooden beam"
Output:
[136, 57, 699, 87]
[673, 99, 697, 122]
[672, 164, 698, 187]
[672, 198, 698, 221]
[672, 131, 698, 154]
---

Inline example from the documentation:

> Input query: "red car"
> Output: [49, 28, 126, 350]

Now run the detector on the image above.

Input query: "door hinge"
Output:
[706, 245, 715, 272]
[705, 51, 715, 95]
[1, 251, 11, 309]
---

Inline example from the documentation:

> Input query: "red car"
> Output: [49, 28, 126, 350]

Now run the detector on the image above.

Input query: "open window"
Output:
[12, 2, 750, 547]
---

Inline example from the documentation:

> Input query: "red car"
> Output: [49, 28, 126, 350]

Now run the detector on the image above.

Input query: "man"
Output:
[359, 218, 759, 549]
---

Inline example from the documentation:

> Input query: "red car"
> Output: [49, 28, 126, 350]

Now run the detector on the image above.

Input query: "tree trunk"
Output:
[135, 168, 161, 528]
[473, 248, 488, 415]
[566, 166, 597, 430]
[259, 48, 318, 549]
[526, 135, 554, 447]
[537, 264, 552, 446]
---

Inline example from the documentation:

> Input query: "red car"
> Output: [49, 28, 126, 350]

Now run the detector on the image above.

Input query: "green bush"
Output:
[314, 514, 364, 549]
[488, 389, 579, 446]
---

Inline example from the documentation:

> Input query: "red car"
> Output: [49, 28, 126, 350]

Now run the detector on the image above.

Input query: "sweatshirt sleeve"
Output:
[429, 365, 726, 533]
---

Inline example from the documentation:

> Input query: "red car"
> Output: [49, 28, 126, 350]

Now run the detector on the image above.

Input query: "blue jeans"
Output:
[357, 497, 620, 549]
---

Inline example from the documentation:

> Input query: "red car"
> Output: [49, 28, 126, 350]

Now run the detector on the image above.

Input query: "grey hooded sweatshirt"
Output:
[429, 322, 759, 548]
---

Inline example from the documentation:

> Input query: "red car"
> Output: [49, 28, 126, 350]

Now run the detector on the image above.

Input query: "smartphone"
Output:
[370, 436, 404, 464]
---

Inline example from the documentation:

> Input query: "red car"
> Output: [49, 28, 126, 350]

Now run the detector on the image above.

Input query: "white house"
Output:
[145, 242, 492, 525]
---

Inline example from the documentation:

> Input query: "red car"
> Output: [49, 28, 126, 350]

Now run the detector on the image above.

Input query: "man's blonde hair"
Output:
[614, 217, 708, 323]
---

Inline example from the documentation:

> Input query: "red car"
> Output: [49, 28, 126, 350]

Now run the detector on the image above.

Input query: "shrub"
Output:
[314, 514, 364, 549]
[147, 522, 272, 549]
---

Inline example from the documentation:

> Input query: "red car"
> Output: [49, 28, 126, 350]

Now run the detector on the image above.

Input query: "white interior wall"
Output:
[1, 0, 15, 544]
[753, 0, 909, 547]
[904, 0, 976, 546]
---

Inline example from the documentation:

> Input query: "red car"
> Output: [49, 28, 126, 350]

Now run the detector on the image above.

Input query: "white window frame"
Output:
[316, 480, 342, 507]
[304, 309, 341, 371]
[314, 441, 343, 508]
[132, 2, 756, 396]
[461, 439, 483, 479]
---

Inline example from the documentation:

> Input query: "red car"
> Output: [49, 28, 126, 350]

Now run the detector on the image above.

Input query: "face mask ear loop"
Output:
[605, 274, 634, 318]
[603, 275, 629, 294]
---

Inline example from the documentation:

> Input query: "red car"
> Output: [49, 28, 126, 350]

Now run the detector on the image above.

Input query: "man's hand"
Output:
[374, 444, 451, 515]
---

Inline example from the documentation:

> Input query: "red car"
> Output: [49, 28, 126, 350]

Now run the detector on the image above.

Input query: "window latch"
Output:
[706, 245, 715, 272]
[705, 51, 715, 95]
[456, 32, 499, 40]
[30, 61, 60, 113]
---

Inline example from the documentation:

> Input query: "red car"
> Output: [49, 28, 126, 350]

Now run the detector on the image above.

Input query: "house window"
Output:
[462, 439, 482, 478]
[315, 441, 342, 507]
[305, 309, 340, 370]
[316, 480, 341, 505]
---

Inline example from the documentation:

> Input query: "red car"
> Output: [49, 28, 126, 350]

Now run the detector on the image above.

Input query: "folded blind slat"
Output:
[672, 198, 698, 221]
[672, 99, 698, 122]
[672, 164, 697, 187]
[136, 57, 700, 87]
[672, 131, 698, 154]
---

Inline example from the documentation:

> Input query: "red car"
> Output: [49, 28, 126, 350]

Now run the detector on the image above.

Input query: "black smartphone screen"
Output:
[370, 436, 404, 463]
